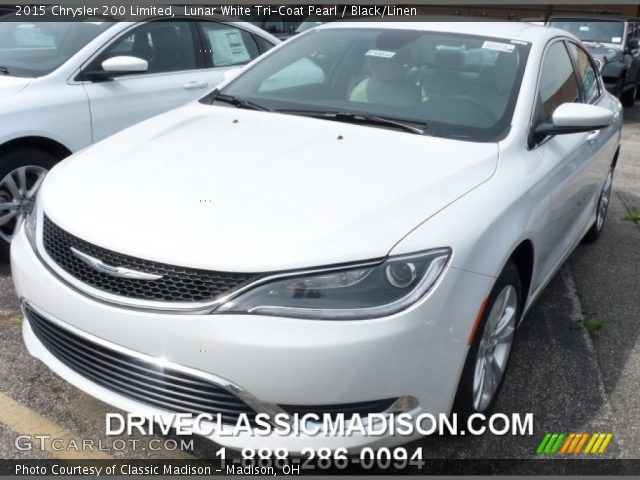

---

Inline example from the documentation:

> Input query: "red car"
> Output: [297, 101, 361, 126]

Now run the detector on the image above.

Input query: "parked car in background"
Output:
[247, 13, 303, 40]
[12, 22, 621, 451]
[520, 17, 545, 26]
[0, 16, 279, 257]
[294, 14, 332, 34]
[0, 6, 17, 17]
[294, 13, 366, 35]
[548, 15, 640, 106]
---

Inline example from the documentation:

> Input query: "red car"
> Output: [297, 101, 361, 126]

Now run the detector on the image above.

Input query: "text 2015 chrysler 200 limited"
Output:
[11, 22, 622, 450]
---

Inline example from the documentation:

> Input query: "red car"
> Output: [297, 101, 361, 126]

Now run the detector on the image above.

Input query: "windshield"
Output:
[219, 28, 530, 142]
[0, 19, 113, 77]
[549, 20, 625, 44]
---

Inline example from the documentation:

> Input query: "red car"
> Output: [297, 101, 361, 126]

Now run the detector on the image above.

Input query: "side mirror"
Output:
[84, 56, 148, 80]
[532, 103, 614, 143]
[102, 56, 148, 74]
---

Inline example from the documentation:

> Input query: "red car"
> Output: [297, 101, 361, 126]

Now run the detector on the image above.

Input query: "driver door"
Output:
[81, 21, 209, 142]
[529, 40, 594, 283]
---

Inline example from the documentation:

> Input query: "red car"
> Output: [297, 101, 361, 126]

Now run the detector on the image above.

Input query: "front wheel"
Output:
[582, 168, 613, 244]
[615, 76, 625, 101]
[0, 148, 57, 260]
[453, 261, 522, 417]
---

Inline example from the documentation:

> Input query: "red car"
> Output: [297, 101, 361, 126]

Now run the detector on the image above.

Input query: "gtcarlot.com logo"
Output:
[536, 432, 613, 455]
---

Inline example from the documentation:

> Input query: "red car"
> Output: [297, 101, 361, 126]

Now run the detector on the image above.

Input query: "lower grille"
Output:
[26, 306, 257, 425]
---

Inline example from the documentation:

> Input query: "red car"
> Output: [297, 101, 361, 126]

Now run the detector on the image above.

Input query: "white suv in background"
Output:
[0, 17, 279, 257]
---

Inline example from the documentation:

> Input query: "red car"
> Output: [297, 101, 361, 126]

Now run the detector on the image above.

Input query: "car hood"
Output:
[583, 43, 623, 62]
[0, 75, 31, 97]
[41, 103, 499, 272]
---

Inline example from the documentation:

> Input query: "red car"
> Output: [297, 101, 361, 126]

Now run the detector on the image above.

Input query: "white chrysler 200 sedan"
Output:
[0, 16, 279, 257]
[12, 22, 622, 450]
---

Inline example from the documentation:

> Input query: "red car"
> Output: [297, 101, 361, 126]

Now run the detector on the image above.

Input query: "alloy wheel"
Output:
[472, 284, 517, 412]
[0, 165, 48, 243]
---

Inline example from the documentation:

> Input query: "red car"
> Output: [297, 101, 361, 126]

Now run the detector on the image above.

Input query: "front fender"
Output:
[0, 82, 91, 153]
[389, 167, 547, 283]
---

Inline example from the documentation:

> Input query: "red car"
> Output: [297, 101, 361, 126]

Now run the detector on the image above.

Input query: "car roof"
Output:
[315, 20, 575, 44]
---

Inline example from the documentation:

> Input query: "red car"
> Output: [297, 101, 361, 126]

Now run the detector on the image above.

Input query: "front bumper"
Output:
[11, 226, 493, 450]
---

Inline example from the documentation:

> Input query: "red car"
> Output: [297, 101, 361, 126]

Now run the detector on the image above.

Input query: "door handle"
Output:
[587, 130, 600, 144]
[183, 81, 208, 90]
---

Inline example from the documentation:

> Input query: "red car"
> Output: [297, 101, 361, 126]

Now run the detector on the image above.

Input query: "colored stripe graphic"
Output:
[584, 433, 599, 453]
[537, 432, 613, 455]
[536, 433, 565, 454]
[536, 433, 552, 454]
[550, 433, 565, 453]
[560, 433, 575, 454]
[544, 433, 559, 453]
[575, 433, 589, 453]
[598, 433, 613, 453]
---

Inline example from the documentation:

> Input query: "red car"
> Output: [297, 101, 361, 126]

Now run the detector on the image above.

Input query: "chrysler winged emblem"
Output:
[70, 247, 163, 281]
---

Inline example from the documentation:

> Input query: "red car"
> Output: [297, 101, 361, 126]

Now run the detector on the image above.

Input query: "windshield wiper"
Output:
[277, 109, 426, 135]
[0, 67, 9, 75]
[209, 89, 270, 111]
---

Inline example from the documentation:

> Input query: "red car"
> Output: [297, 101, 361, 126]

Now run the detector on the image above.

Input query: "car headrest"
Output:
[493, 51, 519, 92]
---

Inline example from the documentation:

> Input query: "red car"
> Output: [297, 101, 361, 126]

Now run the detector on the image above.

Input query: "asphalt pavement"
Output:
[0, 104, 638, 462]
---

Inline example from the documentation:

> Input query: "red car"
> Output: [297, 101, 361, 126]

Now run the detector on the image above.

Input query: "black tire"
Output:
[621, 80, 638, 107]
[616, 76, 625, 100]
[452, 261, 522, 419]
[0, 148, 57, 261]
[582, 168, 614, 244]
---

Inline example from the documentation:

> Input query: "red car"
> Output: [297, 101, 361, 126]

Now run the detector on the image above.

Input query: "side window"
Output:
[567, 43, 601, 103]
[537, 42, 580, 123]
[96, 22, 197, 74]
[198, 22, 260, 67]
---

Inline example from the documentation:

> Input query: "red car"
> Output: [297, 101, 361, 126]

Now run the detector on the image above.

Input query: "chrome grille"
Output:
[26, 306, 257, 424]
[42, 216, 257, 303]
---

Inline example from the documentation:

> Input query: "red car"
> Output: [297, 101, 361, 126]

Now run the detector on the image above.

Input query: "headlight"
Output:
[24, 194, 39, 250]
[217, 248, 451, 319]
